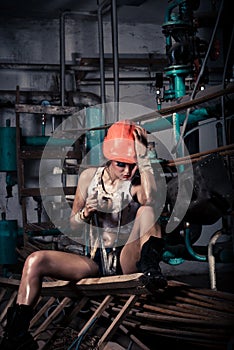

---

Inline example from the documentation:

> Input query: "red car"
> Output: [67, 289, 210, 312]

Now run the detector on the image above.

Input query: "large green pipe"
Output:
[86, 106, 105, 166]
[142, 108, 209, 133]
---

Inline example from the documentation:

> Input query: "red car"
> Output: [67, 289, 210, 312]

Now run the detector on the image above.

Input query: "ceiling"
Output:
[0, 1, 229, 28]
[0, 0, 154, 20]
[0, 0, 96, 18]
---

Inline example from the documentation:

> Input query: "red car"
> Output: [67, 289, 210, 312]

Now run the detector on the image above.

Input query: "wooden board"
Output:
[0, 273, 151, 298]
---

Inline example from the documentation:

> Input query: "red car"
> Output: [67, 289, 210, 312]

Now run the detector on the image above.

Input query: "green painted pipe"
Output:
[86, 106, 105, 166]
[23, 136, 73, 146]
[185, 227, 207, 261]
[143, 108, 209, 133]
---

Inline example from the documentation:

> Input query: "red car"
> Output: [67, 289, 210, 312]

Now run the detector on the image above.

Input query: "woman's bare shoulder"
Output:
[79, 166, 99, 181]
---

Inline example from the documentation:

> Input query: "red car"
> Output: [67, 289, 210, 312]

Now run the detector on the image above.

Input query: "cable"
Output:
[67, 317, 98, 350]
[220, 23, 234, 146]
[173, 0, 224, 154]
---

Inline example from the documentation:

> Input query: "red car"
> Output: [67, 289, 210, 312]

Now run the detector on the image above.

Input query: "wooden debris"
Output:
[0, 274, 234, 350]
[1, 240, 233, 349]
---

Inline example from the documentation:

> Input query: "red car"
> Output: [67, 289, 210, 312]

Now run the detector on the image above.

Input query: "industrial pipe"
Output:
[60, 10, 97, 107]
[142, 107, 209, 133]
[111, 0, 119, 107]
[208, 230, 222, 290]
[98, 0, 111, 106]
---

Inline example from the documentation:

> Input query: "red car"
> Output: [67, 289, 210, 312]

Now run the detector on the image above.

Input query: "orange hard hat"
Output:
[103, 120, 137, 163]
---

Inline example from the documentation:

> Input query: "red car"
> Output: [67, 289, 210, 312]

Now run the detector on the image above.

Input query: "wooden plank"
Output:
[39, 274, 150, 297]
[77, 273, 144, 286]
[33, 296, 72, 338]
[77, 295, 113, 340]
[64, 296, 90, 325]
[94, 305, 151, 350]
[0, 288, 7, 305]
[0, 273, 163, 299]
[0, 290, 17, 323]
[0, 274, 183, 296]
[30, 296, 56, 328]
[75, 273, 150, 295]
[0, 273, 151, 301]
[98, 294, 139, 349]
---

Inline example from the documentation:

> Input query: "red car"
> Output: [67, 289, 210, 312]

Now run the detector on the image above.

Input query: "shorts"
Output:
[93, 247, 123, 276]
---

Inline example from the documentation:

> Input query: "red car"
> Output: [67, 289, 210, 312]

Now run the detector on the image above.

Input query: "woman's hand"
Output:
[133, 125, 156, 205]
[133, 125, 148, 160]
[83, 192, 98, 218]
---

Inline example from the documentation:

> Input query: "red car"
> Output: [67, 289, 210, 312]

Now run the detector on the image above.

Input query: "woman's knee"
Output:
[120, 242, 140, 274]
[136, 205, 155, 218]
[136, 206, 156, 227]
[23, 250, 48, 276]
[136, 206, 161, 237]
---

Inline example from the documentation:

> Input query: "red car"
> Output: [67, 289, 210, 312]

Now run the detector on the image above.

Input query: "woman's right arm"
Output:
[70, 167, 96, 230]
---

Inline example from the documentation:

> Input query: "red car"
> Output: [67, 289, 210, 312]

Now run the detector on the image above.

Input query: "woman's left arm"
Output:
[134, 125, 157, 205]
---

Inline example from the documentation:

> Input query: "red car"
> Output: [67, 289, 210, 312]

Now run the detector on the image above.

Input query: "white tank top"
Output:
[88, 166, 140, 239]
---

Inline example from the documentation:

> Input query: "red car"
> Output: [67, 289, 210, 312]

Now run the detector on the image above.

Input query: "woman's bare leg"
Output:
[17, 250, 99, 306]
[120, 206, 161, 274]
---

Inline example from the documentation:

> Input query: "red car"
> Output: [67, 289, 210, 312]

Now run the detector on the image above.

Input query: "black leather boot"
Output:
[137, 236, 168, 291]
[0, 304, 38, 350]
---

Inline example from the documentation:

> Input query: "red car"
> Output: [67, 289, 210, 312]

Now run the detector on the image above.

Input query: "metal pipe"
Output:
[60, 13, 65, 107]
[208, 230, 222, 290]
[142, 107, 209, 133]
[98, 0, 111, 106]
[166, 143, 234, 165]
[60, 11, 97, 107]
[111, 0, 119, 109]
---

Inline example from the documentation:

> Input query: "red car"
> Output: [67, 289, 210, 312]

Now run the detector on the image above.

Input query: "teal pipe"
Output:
[143, 108, 209, 133]
[86, 106, 105, 166]
[163, 0, 186, 26]
[174, 75, 186, 98]
[162, 250, 185, 265]
[23, 136, 73, 146]
[185, 227, 207, 261]
[164, 65, 191, 100]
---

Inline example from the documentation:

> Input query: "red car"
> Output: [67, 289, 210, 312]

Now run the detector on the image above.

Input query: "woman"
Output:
[1, 119, 167, 350]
